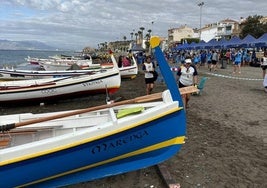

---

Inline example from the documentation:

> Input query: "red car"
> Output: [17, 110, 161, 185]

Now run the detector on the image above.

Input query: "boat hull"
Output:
[0, 69, 121, 105]
[0, 108, 185, 187]
[0, 69, 99, 81]
[119, 65, 138, 79]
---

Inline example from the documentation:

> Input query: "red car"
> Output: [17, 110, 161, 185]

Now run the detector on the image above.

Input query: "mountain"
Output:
[0, 39, 56, 50]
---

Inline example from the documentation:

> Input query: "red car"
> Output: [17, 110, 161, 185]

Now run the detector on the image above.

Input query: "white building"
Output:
[168, 19, 240, 45]
[201, 18, 240, 42]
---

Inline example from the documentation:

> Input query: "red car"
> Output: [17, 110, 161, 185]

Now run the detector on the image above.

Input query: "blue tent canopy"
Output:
[176, 43, 190, 50]
[238, 34, 257, 48]
[214, 38, 228, 49]
[188, 42, 197, 50]
[255, 33, 267, 47]
[226, 36, 242, 48]
[195, 40, 207, 50]
[173, 33, 266, 50]
[204, 39, 218, 49]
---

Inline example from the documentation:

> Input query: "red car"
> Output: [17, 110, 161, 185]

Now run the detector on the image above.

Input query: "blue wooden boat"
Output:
[0, 36, 186, 187]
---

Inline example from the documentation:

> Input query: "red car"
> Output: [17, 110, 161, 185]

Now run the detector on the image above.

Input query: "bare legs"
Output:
[182, 94, 190, 109]
[146, 83, 154, 95]
[233, 63, 241, 74]
[262, 69, 266, 79]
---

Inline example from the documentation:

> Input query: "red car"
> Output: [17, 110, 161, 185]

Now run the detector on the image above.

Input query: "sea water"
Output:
[0, 50, 75, 69]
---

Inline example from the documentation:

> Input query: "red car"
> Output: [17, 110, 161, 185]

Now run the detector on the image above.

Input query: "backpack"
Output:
[153, 71, 158, 81]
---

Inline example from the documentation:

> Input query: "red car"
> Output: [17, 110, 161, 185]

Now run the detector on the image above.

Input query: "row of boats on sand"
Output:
[0, 51, 138, 105]
[0, 37, 198, 187]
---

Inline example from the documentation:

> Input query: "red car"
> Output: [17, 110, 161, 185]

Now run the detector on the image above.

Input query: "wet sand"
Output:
[1, 64, 266, 188]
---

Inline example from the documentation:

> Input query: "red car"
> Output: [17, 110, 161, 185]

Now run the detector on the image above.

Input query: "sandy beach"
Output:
[1, 63, 266, 188]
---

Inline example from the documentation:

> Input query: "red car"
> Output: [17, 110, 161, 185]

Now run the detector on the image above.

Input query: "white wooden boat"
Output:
[0, 67, 121, 105]
[0, 53, 137, 81]
[102, 54, 139, 79]
[0, 68, 104, 81]
[39, 58, 100, 71]
[118, 55, 138, 79]
[0, 36, 191, 187]
[26, 54, 97, 70]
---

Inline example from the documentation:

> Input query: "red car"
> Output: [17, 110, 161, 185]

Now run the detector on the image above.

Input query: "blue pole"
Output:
[150, 36, 183, 106]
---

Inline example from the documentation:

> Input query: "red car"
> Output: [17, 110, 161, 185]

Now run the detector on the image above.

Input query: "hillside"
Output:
[0, 39, 56, 50]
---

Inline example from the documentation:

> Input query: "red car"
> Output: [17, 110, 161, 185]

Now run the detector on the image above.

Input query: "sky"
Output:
[0, 0, 266, 50]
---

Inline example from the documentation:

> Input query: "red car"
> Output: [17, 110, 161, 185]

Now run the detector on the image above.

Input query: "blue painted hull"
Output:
[0, 109, 186, 187]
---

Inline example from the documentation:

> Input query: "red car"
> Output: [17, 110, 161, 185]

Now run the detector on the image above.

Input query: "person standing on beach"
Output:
[225, 49, 231, 64]
[233, 50, 242, 74]
[200, 50, 207, 67]
[261, 52, 267, 93]
[177, 58, 198, 109]
[261, 52, 267, 79]
[210, 50, 218, 71]
[207, 50, 212, 70]
[143, 56, 156, 95]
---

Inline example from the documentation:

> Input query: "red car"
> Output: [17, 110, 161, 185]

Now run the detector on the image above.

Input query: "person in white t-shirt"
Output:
[261, 52, 267, 92]
[177, 58, 198, 109]
[261, 52, 267, 78]
[142, 56, 156, 95]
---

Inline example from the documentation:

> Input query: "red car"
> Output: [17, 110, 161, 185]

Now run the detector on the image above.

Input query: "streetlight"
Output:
[151, 21, 154, 35]
[198, 2, 204, 40]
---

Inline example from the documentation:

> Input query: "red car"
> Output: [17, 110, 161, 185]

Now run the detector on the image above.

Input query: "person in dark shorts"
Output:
[261, 52, 267, 93]
[142, 56, 156, 95]
[210, 50, 218, 71]
[261, 52, 267, 79]
[177, 58, 198, 109]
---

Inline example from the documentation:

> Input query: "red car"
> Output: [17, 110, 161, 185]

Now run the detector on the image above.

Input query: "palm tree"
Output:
[144, 34, 151, 51]
[147, 29, 152, 36]
[134, 33, 138, 44]
[104, 42, 107, 49]
[145, 33, 150, 41]
[139, 27, 145, 42]
[138, 31, 142, 44]
[130, 32, 134, 40]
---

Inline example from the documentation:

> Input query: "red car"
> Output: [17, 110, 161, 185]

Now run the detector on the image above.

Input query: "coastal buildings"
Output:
[168, 25, 197, 45]
[168, 18, 241, 45]
[201, 18, 240, 42]
[107, 16, 266, 52]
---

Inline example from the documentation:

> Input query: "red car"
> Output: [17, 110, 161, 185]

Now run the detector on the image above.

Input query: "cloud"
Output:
[0, 0, 266, 50]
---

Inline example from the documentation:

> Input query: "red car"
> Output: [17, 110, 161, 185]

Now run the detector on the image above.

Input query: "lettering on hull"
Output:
[82, 80, 103, 87]
[91, 130, 149, 154]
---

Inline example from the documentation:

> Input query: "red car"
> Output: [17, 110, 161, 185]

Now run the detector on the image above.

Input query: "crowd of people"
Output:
[165, 48, 267, 95]
[165, 48, 266, 73]
[130, 46, 267, 110]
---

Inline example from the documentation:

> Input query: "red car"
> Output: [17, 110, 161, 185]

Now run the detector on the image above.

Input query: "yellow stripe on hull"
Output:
[1, 107, 182, 166]
[20, 136, 185, 187]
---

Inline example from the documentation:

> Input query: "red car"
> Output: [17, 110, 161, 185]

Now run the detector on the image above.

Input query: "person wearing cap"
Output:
[177, 58, 198, 109]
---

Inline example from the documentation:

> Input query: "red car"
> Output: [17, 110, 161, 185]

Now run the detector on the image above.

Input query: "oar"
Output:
[0, 93, 161, 132]
[0, 86, 198, 133]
